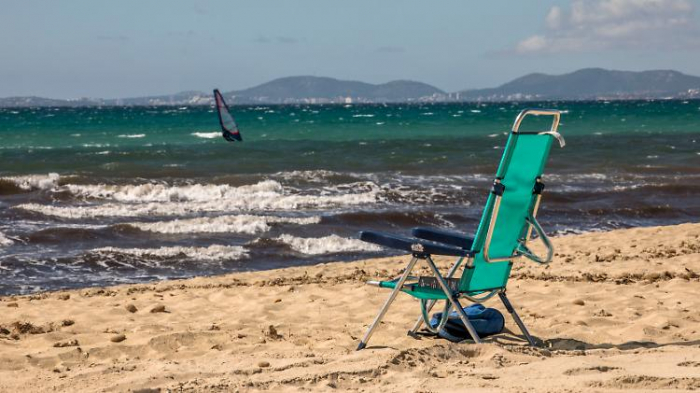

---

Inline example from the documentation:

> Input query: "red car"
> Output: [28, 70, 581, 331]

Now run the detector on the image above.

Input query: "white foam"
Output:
[128, 214, 320, 234]
[91, 245, 248, 261]
[1, 173, 60, 191]
[0, 232, 13, 247]
[276, 234, 381, 255]
[118, 134, 146, 138]
[191, 132, 219, 139]
[274, 170, 347, 183]
[66, 180, 284, 203]
[16, 180, 379, 218]
[352, 114, 375, 118]
[548, 173, 608, 182]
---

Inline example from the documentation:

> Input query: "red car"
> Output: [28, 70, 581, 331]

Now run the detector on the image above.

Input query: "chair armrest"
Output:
[359, 231, 473, 257]
[411, 227, 474, 250]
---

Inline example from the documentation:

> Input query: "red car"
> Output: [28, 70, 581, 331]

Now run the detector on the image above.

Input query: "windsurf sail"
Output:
[213, 89, 242, 142]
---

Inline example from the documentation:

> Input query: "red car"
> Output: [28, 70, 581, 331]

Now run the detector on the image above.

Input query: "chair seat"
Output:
[359, 230, 473, 257]
[376, 277, 491, 300]
[412, 227, 474, 250]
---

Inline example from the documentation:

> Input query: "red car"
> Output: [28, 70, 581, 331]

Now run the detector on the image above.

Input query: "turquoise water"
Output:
[0, 101, 698, 294]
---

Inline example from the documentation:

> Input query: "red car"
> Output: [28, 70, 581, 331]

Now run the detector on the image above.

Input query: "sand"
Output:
[1, 222, 699, 392]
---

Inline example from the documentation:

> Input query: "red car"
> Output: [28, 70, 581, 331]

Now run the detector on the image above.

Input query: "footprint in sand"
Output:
[564, 366, 619, 375]
[54, 339, 79, 348]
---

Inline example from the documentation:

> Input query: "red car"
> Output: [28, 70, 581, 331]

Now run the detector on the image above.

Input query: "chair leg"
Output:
[357, 256, 419, 350]
[424, 257, 482, 344]
[407, 257, 464, 336]
[498, 291, 536, 346]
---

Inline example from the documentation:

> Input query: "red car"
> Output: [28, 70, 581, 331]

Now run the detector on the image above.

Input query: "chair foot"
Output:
[498, 291, 536, 346]
[357, 257, 419, 350]
[356, 342, 367, 351]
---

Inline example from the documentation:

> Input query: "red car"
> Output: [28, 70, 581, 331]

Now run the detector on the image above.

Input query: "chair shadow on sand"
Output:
[486, 328, 700, 352]
[359, 330, 700, 353]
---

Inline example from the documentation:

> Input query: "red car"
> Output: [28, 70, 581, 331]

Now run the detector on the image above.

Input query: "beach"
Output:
[1, 222, 699, 392]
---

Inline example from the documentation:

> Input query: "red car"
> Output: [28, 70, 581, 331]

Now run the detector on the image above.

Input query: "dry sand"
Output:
[1, 222, 700, 392]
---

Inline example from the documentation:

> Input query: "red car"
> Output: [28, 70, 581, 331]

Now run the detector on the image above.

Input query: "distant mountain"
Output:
[2, 69, 700, 107]
[458, 68, 700, 101]
[0, 77, 444, 107]
[229, 76, 444, 103]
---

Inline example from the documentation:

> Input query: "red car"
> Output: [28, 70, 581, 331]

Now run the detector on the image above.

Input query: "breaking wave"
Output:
[191, 132, 220, 139]
[117, 134, 146, 138]
[126, 214, 320, 234]
[65, 180, 285, 203]
[275, 234, 381, 255]
[16, 180, 380, 219]
[273, 169, 358, 183]
[0, 232, 13, 247]
[90, 245, 248, 261]
[1, 173, 61, 191]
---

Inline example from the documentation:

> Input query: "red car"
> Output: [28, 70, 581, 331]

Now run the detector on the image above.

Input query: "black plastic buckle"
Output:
[491, 180, 506, 196]
[533, 178, 545, 195]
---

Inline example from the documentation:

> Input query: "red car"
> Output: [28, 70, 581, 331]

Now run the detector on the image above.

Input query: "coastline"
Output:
[1, 222, 699, 392]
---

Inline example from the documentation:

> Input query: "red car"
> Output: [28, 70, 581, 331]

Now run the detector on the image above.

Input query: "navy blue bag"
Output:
[429, 304, 505, 342]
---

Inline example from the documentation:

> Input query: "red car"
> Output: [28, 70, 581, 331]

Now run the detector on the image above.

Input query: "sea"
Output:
[1, 101, 699, 295]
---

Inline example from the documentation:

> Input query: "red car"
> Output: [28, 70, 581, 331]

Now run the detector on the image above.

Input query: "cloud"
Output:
[376, 46, 405, 54]
[513, 0, 700, 54]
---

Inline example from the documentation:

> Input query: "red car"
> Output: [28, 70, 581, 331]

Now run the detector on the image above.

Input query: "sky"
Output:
[1, 0, 700, 98]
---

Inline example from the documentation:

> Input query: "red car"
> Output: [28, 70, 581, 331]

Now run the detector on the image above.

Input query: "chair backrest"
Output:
[459, 109, 564, 293]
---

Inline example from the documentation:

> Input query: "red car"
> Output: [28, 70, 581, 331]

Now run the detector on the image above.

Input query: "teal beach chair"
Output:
[356, 109, 565, 350]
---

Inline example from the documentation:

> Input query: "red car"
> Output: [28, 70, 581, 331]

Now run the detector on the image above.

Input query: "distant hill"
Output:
[229, 76, 444, 103]
[458, 68, 700, 101]
[0, 77, 444, 107]
[2, 69, 700, 107]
